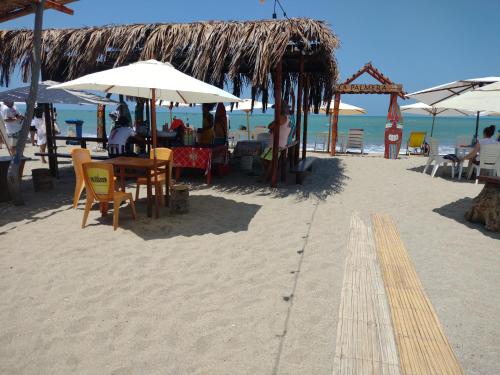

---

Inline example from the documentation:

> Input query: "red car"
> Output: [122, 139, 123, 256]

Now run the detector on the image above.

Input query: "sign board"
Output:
[336, 84, 403, 94]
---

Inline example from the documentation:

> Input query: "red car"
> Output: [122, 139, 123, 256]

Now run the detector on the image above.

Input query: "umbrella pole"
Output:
[246, 112, 250, 140]
[151, 89, 159, 218]
[431, 115, 436, 137]
[169, 108, 172, 128]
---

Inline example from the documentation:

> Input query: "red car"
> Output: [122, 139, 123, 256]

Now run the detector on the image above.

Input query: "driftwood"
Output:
[465, 177, 500, 232]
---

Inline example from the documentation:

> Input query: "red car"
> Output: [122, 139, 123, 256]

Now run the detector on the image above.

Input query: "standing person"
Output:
[214, 103, 228, 146]
[199, 103, 215, 145]
[1, 100, 24, 154]
[32, 106, 47, 163]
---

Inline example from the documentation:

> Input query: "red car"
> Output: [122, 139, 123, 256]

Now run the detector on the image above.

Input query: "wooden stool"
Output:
[170, 184, 189, 214]
[32, 168, 53, 192]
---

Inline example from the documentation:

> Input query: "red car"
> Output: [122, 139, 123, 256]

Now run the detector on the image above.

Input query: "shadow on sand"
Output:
[433, 197, 500, 240]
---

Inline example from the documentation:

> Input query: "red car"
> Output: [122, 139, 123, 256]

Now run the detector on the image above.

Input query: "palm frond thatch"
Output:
[0, 18, 339, 108]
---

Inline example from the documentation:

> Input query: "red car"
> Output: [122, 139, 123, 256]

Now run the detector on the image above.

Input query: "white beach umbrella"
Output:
[50, 59, 242, 154]
[320, 100, 367, 152]
[436, 81, 500, 113]
[225, 99, 271, 139]
[400, 102, 474, 136]
[407, 77, 500, 139]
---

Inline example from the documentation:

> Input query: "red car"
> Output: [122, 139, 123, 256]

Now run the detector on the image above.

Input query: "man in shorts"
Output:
[1, 101, 24, 154]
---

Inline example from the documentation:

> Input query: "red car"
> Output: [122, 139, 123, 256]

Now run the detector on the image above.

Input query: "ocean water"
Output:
[54, 108, 500, 154]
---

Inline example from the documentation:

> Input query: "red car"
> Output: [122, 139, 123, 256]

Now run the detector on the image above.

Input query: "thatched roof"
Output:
[0, 18, 339, 109]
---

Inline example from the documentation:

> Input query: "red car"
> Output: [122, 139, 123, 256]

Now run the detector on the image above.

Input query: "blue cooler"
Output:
[65, 119, 83, 145]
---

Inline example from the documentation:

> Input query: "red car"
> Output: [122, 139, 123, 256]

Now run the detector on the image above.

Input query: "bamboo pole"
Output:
[294, 54, 304, 166]
[7, 0, 46, 205]
[271, 60, 282, 188]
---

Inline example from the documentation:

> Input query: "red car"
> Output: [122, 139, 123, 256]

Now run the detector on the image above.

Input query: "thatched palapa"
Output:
[0, 18, 339, 109]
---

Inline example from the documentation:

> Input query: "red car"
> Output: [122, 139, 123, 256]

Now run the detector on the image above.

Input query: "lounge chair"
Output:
[466, 143, 500, 184]
[135, 147, 173, 204]
[422, 138, 456, 178]
[406, 131, 426, 155]
[81, 162, 136, 231]
[345, 128, 364, 154]
[71, 148, 92, 208]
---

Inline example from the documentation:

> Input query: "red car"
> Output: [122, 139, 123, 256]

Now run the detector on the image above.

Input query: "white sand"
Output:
[0, 144, 499, 374]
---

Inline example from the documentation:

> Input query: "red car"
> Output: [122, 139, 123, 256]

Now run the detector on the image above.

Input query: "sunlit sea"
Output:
[52, 108, 500, 154]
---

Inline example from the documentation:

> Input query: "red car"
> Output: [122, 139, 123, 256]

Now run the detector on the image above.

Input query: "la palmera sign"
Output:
[336, 84, 403, 94]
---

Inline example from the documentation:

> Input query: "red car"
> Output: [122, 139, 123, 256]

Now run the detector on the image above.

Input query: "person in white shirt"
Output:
[461, 125, 498, 164]
[31, 106, 47, 163]
[1, 100, 24, 153]
[108, 115, 137, 156]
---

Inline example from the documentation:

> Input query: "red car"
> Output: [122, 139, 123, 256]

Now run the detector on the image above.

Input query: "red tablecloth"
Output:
[173, 145, 227, 175]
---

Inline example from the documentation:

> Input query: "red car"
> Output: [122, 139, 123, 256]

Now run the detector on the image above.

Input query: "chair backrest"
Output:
[346, 128, 364, 148]
[428, 137, 439, 156]
[479, 144, 500, 170]
[0, 116, 14, 157]
[82, 162, 115, 202]
[149, 147, 173, 162]
[408, 131, 426, 148]
[71, 148, 91, 179]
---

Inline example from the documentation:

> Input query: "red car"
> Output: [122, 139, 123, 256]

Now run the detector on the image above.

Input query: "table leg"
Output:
[176, 167, 181, 181]
[100, 202, 108, 217]
[207, 168, 212, 185]
[459, 162, 464, 180]
[165, 168, 169, 207]
[146, 174, 152, 218]
[120, 167, 125, 192]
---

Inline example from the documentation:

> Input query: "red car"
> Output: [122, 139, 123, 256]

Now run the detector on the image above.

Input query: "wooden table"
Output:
[173, 145, 228, 185]
[100, 156, 169, 218]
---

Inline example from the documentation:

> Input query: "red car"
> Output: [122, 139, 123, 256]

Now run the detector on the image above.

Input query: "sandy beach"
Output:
[0, 144, 499, 375]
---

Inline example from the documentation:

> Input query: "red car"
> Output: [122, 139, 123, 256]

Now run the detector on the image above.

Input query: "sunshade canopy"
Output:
[436, 81, 500, 113]
[0, 80, 117, 105]
[407, 77, 500, 106]
[321, 100, 366, 115]
[50, 60, 242, 104]
[400, 102, 473, 117]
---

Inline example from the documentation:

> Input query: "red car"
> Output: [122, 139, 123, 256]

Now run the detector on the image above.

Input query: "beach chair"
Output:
[313, 132, 328, 152]
[81, 162, 136, 231]
[406, 131, 426, 155]
[135, 147, 173, 204]
[422, 138, 456, 178]
[466, 143, 500, 184]
[345, 128, 364, 154]
[71, 148, 91, 208]
[0, 117, 14, 157]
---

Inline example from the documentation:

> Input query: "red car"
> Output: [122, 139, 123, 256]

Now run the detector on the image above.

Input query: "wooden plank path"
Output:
[333, 214, 402, 375]
[372, 214, 463, 375]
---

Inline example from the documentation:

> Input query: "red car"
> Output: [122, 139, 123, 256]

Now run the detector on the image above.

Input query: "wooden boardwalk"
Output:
[372, 214, 463, 375]
[333, 214, 401, 375]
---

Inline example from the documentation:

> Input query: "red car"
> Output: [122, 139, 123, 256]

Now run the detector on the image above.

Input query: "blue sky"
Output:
[2, 0, 499, 114]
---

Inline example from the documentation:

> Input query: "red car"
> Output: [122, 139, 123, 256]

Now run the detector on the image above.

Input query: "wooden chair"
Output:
[71, 148, 91, 208]
[345, 128, 364, 154]
[135, 147, 173, 204]
[82, 162, 136, 230]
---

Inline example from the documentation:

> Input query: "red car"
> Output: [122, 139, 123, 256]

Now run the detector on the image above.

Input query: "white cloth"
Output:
[32, 117, 46, 146]
[1, 104, 22, 135]
[108, 126, 135, 154]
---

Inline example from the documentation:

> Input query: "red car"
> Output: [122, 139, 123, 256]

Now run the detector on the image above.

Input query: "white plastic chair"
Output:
[422, 138, 455, 178]
[466, 143, 500, 184]
[313, 132, 328, 151]
[345, 128, 364, 154]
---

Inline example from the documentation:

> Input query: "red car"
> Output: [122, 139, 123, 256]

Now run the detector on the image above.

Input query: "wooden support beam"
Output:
[301, 79, 309, 160]
[270, 60, 282, 188]
[294, 54, 304, 166]
[45, 0, 74, 15]
[330, 93, 341, 156]
[0, 1, 75, 23]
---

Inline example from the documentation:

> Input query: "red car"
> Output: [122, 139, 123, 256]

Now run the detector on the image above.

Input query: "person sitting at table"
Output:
[199, 103, 215, 145]
[260, 101, 291, 180]
[460, 125, 498, 174]
[214, 103, 228, 146]
[108, 115, 144, 157]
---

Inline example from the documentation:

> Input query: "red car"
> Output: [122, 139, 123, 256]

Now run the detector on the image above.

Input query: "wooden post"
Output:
[43, 103, 57, 177]
[330, 93, 341, 156]
[151, 89, 159, 218]
[271, 60, 282, 188]
[7, 0, 45, 205]
[302, 79, 309, 160]
[145, 99, 151, 154]
[294, 54, 304, 165]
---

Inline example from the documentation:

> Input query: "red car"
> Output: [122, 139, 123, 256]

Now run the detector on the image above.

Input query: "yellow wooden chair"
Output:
[135, 147, 173, 204]
[406, 131, 427, 155]
[71, 148, 92, 208]
[82, 162, 136, 230]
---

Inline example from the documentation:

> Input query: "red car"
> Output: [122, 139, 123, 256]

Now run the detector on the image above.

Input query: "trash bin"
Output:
[65, 119, 84, 145]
